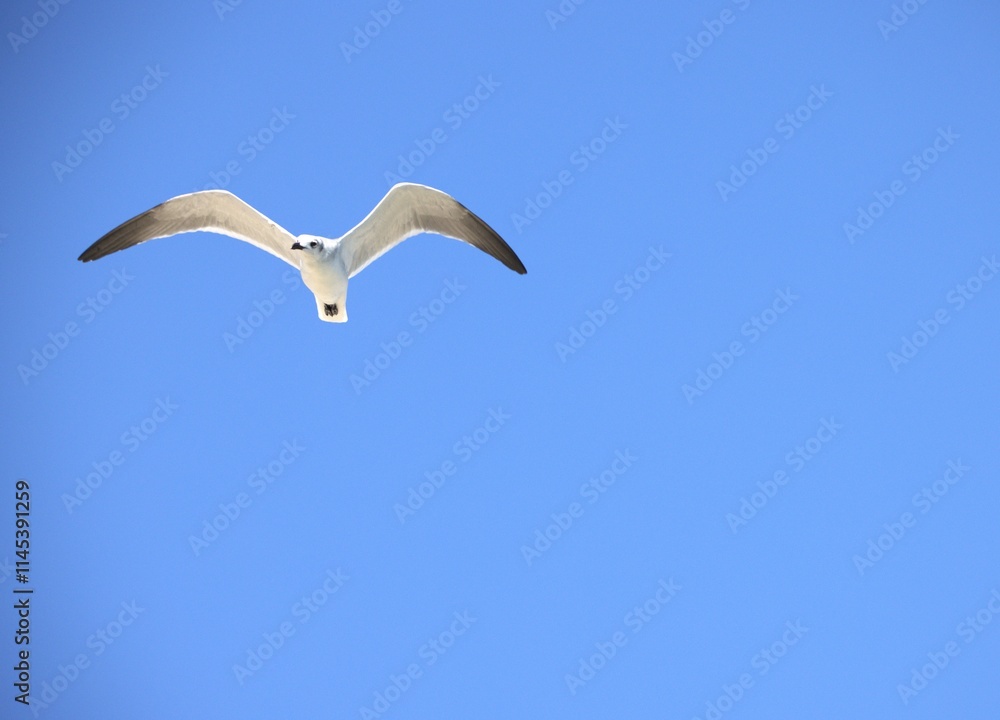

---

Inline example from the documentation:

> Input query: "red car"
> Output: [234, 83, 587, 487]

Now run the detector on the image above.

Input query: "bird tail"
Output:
[316, 297, 348, 323]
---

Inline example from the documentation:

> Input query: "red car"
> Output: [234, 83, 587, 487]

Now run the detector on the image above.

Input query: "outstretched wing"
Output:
[78, 190, 299, 267]
[339, 183, 527, 278]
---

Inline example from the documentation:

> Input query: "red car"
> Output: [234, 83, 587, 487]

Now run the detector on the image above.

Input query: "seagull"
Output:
[78, 182, 526, 323]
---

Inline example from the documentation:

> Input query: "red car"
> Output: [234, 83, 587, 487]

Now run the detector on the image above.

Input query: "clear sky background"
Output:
[2, 1, 999, 718]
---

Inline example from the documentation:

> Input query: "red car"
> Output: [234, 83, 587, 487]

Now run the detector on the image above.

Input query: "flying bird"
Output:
[78, 182, 526, 323]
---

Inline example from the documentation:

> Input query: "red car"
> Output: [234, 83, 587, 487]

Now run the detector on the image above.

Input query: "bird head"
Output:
[291, 236, 325, 256]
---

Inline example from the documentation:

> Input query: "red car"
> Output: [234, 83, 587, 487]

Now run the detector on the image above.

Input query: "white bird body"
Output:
[79, 182, 526, 323]
[296, 235, 351, 322]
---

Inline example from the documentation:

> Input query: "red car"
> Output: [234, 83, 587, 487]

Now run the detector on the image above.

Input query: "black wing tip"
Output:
[463, 206, 527, 276]
[486, 236, 526, 275]
[78, 242, 108, 262]
[494, 236, 527, 275]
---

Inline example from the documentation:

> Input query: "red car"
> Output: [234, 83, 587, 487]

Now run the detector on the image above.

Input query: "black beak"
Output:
[291, 242, 304, 251]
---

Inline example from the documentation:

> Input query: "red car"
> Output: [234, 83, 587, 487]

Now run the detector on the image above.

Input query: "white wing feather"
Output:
[339, 183, 526, 278]
[79, 190, 299, 267]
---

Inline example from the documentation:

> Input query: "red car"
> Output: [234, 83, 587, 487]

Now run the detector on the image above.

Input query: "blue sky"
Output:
[2, 1, 999, 718]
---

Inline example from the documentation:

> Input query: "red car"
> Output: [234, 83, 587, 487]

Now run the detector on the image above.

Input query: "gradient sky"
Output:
[2, 1, 999, 718]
